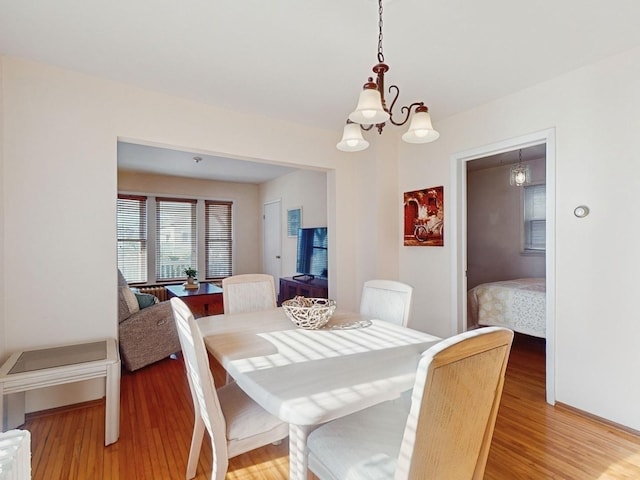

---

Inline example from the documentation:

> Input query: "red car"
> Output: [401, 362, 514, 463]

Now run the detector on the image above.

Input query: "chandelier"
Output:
[509, 149, 531, 186]
[337, 0, 440, 152]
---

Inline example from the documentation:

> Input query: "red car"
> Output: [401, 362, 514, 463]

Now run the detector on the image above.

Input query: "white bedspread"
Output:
[468, 278, 546, 338]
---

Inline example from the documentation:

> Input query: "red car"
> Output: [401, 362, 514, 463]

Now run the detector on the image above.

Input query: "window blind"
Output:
[205, 201, 233, 278]
[524, 184, 546, 251]
[156, 198, 197, 281]
[117, 195, 147, 283]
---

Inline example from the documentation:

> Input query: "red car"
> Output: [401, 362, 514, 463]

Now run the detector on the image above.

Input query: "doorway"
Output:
[451, 129, 556, 404]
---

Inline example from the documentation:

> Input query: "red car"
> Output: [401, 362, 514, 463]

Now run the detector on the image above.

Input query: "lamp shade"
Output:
[402, 109, 440, 144]
[336, 123, 369, 152]
[348, 87, 390, 125]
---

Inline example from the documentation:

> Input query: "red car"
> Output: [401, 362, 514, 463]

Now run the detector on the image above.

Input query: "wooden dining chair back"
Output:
[307, 326, 514, 480]
[222, 274, 277, 314]
[359, 279, 413, 327]
[170, 298, 288, 480]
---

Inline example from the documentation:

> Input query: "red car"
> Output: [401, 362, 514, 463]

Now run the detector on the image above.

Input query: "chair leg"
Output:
[186, 416, 205, 479]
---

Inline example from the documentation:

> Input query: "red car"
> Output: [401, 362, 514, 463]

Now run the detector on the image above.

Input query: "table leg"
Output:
[104, 360, 121, 446]
[0, 391, 26, 432]
[288, 424, 312, 480]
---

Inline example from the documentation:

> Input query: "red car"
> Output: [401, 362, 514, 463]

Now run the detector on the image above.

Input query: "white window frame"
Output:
[521, 183, 546, 254]
[117, 193, 233, 284]
[155, 197, 198, 282]
[117, 195, 148, 283]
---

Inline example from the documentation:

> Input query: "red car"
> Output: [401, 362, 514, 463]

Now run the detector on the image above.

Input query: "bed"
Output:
[467, 278, 546, 338]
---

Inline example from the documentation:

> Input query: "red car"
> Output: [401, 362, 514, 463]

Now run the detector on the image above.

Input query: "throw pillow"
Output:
[118, 287, 131, 323]
[120, 286, 140, 318]
[135, 292, 159, 309]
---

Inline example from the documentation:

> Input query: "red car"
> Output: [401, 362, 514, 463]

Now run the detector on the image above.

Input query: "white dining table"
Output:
[197, 307, 441, 480]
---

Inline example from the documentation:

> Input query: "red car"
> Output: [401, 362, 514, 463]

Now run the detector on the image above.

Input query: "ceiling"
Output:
[117, 142, 297, 183]
[2, 0, 640, 181]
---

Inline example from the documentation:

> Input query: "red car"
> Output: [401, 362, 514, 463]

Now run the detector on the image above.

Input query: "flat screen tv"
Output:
[295, 227, 328, 280]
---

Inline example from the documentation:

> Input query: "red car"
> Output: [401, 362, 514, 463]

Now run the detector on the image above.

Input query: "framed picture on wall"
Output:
[403, 186, 444, 246]
[287, 207, 302, 237]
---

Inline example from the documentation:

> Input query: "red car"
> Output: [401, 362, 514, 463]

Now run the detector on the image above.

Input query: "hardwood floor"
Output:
[22, 334, 640, 479]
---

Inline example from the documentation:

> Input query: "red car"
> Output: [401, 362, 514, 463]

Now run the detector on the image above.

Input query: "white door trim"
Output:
[450, 128, 556, 405]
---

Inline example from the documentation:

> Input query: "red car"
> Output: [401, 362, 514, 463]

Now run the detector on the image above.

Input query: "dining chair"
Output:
[222, 274, 277, 314]
[359, 279, 413, 327]
[307, 326, 514, 480]
[170, 298, 288, 480]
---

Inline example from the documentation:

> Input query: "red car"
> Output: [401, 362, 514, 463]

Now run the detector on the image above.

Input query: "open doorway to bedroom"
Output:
[466, 144, 546, 334]
[452, 129, 556, 405]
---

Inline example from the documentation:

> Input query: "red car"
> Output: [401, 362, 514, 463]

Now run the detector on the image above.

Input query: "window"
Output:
[117, 195, 147, 283]
[156, 198, 197, 281]
[205, 201, 233, 278]
[117, 194, 233, 284]
[523, 184, 546, 252]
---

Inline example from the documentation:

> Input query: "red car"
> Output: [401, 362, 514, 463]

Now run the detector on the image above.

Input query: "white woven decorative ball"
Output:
[282, 296, 336, 330]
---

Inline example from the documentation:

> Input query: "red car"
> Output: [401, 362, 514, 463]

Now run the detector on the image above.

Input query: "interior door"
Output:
[263, 200, 282, 294]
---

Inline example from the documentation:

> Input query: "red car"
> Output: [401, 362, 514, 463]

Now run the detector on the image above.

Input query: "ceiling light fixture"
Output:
[337, 0, 439, 152]
[509, 149, 530, 186]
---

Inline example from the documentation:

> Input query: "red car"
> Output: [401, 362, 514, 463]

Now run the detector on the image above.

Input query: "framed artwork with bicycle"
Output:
[403, 186, 444, 246]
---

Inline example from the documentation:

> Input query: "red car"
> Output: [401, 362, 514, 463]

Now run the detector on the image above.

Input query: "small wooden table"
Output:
[166, 283, 223, 317]
[0, 338, 120, 446]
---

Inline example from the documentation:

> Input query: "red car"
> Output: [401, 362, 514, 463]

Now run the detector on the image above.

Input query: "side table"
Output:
[0, 338, 120, 446]
[166, 283, 224, 317]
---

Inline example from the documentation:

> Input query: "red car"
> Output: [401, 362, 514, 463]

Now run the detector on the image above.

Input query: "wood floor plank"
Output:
[19, 333, 640, 479]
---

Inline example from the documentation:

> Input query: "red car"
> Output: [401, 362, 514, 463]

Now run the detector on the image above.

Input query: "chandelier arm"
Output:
[361, 124, 375, 131]
[386, 84, 400, 120]
[388, 91, 424, 127]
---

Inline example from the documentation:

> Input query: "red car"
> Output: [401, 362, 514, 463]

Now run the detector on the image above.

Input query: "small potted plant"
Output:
[184, 267, 198, 287]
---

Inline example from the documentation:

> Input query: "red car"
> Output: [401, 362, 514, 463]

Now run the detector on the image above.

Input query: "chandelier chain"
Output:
[377, 0, 384, 63]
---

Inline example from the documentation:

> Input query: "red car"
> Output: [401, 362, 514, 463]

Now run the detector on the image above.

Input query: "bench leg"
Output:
[104, 361, 121, 446]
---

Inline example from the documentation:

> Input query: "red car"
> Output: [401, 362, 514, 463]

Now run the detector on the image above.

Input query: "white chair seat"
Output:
[308, 401, 408, 480]
[218, 381, 286, 443]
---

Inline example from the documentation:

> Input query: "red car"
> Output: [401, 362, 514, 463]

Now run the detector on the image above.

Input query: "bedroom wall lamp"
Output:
[336, 0, 439, 152]
[509, 149, 531, 186]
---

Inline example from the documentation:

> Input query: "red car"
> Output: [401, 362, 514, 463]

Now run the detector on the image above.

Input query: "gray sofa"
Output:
[118, 270, 181, 371]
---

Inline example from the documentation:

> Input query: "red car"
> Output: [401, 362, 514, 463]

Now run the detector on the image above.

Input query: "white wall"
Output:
[1, 55, 390, 412]
[118, 171, 262, 275]
[259, 169, 328, 279]
[399, 46, 640, 430]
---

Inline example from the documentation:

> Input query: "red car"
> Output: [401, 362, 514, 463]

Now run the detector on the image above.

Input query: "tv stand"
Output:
[278, 276, 328, 306]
